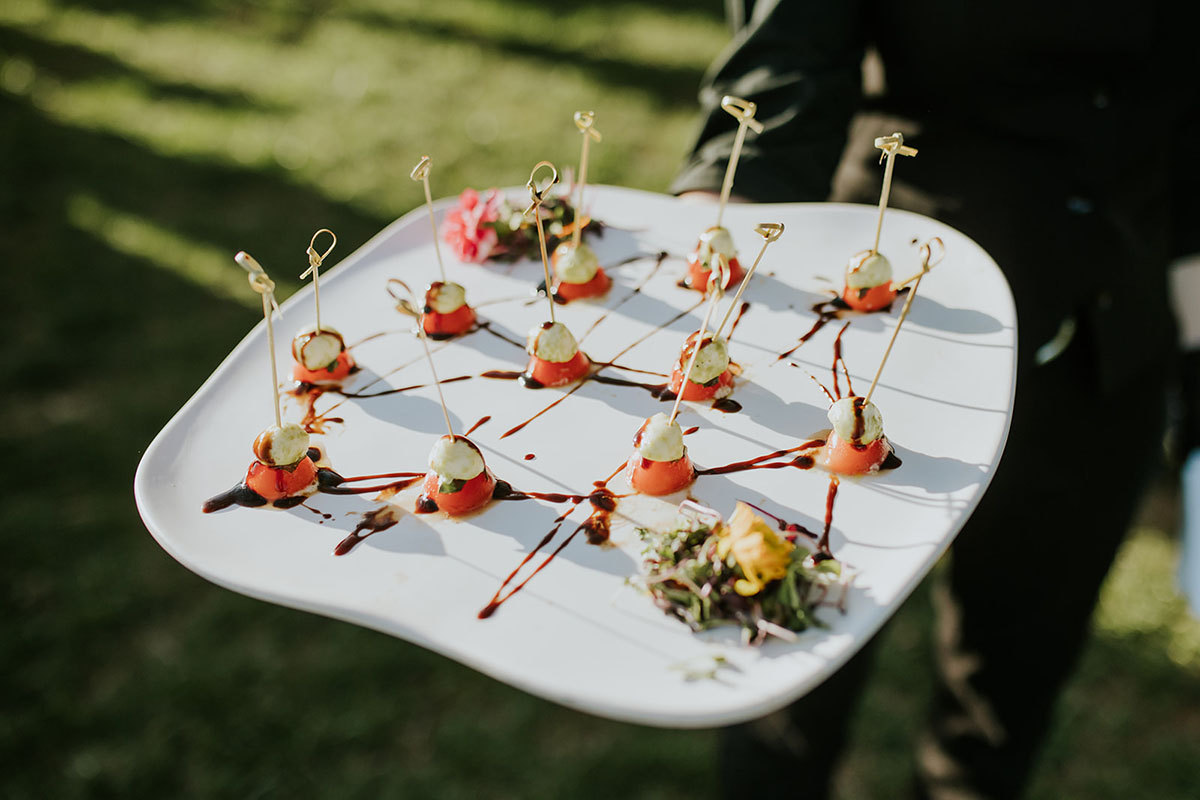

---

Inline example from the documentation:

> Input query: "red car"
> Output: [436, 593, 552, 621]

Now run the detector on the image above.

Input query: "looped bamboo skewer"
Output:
[714, 222, 784, 339]
[410, 155, 447, 283]
[571, 111, 602, 249]
[670, 256, 728, 425]
[870, 132, 918, 255]
[235, 251, 284, 428]
[525, 160, 561, 324]
[299, 228, 337, 333]
[715, 95, 764, 228]
[864, 236, 944, 404]
[387, 277, 456, 439]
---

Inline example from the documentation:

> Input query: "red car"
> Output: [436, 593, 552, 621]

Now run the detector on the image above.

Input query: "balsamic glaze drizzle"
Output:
[776, 288, 908, 361]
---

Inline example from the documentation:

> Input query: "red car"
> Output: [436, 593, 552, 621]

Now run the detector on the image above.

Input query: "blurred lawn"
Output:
[2, 1, 1197, 797]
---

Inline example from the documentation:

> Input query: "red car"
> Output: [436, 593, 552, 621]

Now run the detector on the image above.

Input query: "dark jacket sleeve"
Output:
[671, 0, 867, 202]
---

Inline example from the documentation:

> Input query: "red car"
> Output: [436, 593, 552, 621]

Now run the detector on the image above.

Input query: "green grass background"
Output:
[2, 1, 1198, 797]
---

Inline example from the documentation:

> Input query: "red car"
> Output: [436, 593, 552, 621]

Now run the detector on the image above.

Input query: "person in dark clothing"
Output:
[673, 2, 1197, 797]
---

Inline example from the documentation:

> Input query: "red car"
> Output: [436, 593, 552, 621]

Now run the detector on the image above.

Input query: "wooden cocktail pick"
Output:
[669, 256, 728, 425]
[713, 222, 784, 339]
[715, 95, 764, 228]
[299, 228, 336, 333]
[864, 237, 944, 404]
[235, 251, 283, 427]
[571, 111, 602, 249]
[524, 160, 561, 323]
[387, 277, 456, 439]
[410, 155, 447, 283]
[869, 132, 918, 255]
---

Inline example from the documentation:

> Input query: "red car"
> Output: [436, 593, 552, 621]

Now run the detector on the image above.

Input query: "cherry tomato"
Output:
[669, 366, 733, 400]
[627, 452, 695, 496]
[421, 469, 496, 516]
[822, 431, 890, 475]
[555, 268, 612, 301]
[526, 349, 590, 387]
[841, 281, 897, 312]
[292, 350, 355, 384]
[245, 456, 317, 500]
[422, 303, 476, 338]
[685, 252, 744, 292]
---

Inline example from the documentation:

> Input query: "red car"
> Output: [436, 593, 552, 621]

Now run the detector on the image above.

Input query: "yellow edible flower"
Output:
[716, 502, 795, 596]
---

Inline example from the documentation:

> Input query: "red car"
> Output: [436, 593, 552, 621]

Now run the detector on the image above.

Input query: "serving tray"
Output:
[134, 185, 1016, 727]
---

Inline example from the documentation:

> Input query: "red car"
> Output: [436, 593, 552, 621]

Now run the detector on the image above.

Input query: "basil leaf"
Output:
[438, 477, 466, 494]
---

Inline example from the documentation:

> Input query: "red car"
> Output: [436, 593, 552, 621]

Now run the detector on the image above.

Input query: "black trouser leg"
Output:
[915, 340, 1166, 800]
[718, 635, 879, 798]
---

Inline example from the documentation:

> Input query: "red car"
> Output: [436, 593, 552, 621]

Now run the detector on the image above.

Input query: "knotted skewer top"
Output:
[870, 131, 918, 255]
[410, 155, 447, 282]
[235, 250, 283, 427]
[299, 228, 337, 332]
[574, 110, 602, 142]
[525, 160, 561, 323]
[571, 111, 602, 249]
[715, 95, 764, 228]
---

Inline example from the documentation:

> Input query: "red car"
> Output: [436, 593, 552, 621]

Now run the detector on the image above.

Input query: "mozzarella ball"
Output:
[292, 325, 345, 371]
[698, 226, 736, 257]
[827, 396, 884, 444]
[426, 281, 467, 314]
[686, 335, 730, 385]
[634, 412, 686, 462]
[554, 242, 600, 284]
[526, 321, 580, 363]
[845, 251, 893, 290]
[253, 422, 311, 467]
[428, 435, 485, 481]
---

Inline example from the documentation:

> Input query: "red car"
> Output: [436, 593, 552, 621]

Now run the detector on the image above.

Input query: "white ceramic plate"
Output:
[135, 185, 1016, 728]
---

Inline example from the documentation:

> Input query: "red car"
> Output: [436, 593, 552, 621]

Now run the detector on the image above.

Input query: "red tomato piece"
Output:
[526, 349, 590, 387]
[554, 267, 612, 301]
[685, 252, 744, 292]
[822, 431, 890, 475]
[627, 452, 695, 496]
[245, 456, 317, 500]
[292, 350, 355, 384]
[422, 303, 476, 338]
[421, 469, 496, 516]
[669, 366, 733, 400]
[841, 281, 897, 312]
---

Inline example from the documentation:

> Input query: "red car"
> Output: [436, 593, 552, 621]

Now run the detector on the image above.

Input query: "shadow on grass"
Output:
[48, 0, 338, 43]
[0, 25, 287, 112]
[341, 8, 708, 110]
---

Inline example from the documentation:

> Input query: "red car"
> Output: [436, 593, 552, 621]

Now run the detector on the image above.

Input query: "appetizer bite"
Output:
[682, 95, 762, 292]
[840, 132, 917, 311]
[417, 434, 497, 516]
[685, 226, 744, 292]
[548, 110, 611, 302]
[822, 396, 893, 475]
[524, 321, 590, 387]
[421, 280, 476, 339]
[669, 331, 733, 400]
[292, 324, 355, 384]
[292, 228, 357, 384]
[206, 252, 321, 512]
[551, 240, 611, 301]
[520, 160, 590, 387]
[246, 422, 319, 501]
[412, 156, 477, 339]
[841, 250, 897, 312]
[626, 412, 695, 496]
